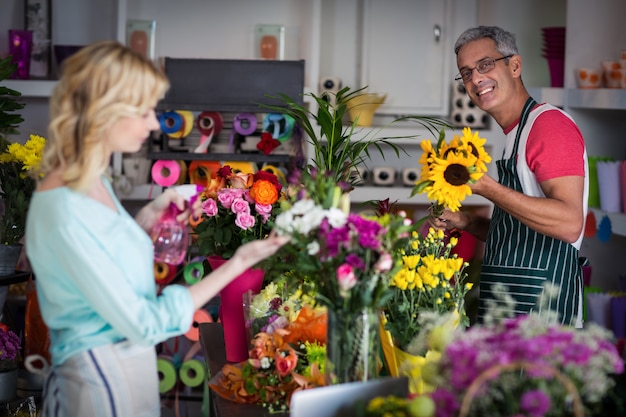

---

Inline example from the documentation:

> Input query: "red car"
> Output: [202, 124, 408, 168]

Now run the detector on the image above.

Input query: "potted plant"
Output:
[261, 85, 449, 188]
[0, 322, 21, 402]
[0, 55, 43, 275]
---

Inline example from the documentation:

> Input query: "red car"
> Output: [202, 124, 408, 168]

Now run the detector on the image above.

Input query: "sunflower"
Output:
[425, 151, 481, 211]
[460, 126, 492, 172]
[411, 127, 491, 214]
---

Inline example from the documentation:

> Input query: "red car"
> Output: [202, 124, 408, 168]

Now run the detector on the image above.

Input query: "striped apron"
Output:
[479, 97, 583, 326]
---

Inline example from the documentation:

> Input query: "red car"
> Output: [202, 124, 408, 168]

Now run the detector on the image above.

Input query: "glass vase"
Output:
[325, 307, 380, 385]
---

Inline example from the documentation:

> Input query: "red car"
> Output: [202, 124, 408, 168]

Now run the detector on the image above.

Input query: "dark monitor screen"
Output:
[159, 58, 305, 113]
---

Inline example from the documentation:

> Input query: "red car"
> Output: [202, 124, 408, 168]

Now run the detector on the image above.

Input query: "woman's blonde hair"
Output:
[42, 40, 169, 191]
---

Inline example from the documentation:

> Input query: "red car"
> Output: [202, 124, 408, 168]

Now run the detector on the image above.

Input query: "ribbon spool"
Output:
[151, 160, 182, 187]
[261, 164, 287, 185]
[179, 358, 206, 387]
[194, 112, 224, 153]
[229, 113, 258, 152]
[154, 262, 178, 285]
[262, 113, 295, 142]
[183, 261, 204, 285]
[157, 357, 177, 393]
[159, 110, 194, 139]
[184, 309, 213, 341]
[224, 161, 256, 174]
[189, 160, 221, 188]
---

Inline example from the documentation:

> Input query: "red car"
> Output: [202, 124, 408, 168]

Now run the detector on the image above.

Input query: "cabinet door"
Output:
[361, 0, 450, 116]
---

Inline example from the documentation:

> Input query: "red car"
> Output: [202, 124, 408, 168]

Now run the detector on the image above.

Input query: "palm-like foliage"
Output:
[262, 86, 450, 187]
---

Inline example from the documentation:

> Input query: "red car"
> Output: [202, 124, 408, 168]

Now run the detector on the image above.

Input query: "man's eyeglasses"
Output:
[454, 55, 513, 83]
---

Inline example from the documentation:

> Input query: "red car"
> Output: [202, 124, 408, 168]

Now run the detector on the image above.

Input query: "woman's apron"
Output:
[479, 97, 583, 326]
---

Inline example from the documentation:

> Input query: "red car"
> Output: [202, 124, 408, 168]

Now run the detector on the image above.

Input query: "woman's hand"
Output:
[135, 188, 197, 233]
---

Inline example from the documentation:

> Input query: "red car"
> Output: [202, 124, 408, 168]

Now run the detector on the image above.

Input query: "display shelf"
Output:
[589, 208, 626, 237]
[567, 88, 626, 110]
[2, 80, 57, 98]
[349, 186, 489, 206]
[146, 152, 291, 164]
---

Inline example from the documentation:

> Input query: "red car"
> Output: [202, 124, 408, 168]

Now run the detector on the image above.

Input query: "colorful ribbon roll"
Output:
[224, 161, 256, 174]
[183, 261, 204, 285]
[229, 113, 257, 152]
[261, 164, 287, 185]
[184, 309, 213, 342]
[262, 113, 295, 142]
[154, 262, 178, 285]
[188, 160, 220, 187]
[151, 160, 182, 187]
[179, 358, 206, 387]
[194, 112, 224, 153]
[159, 110, 194, 139]
[157, 357, 177, 393]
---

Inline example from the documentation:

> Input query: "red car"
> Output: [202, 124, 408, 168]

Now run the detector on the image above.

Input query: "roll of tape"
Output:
[175, 160, 188, 185]
[224, 161, 256, 174]
[229, 113, 257, 152]
[189, 160, 220, 188]
[159, 111, 182, 134]
[167, 110, 194, 139]
[157, 357, 177, 393]
[151, 160, 181, 187]
[183, 261, 204, 285]
[196, 111, 224, 136]
[262, 113, 295, 142]
[184, 309, 212, 341]
[261, 164, 287, 185]
[154, 262, 177, 285]
[179, 358, 206, 387]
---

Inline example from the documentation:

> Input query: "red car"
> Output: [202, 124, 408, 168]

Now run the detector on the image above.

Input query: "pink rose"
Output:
[231, 198, 251, 215]
[337, 263, 357, 296]
[255, 203, 273, 216]
[235, 212, 256, 230]
[217, 190, 237, 209]
[375, 252, 393, 272]
[201, 198, 218, 217]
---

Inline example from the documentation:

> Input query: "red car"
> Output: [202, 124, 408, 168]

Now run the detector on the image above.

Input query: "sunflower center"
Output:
[444, 164, 470, 186]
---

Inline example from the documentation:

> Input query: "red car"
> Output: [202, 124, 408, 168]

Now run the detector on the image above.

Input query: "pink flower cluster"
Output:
[201, 188, 273, 231]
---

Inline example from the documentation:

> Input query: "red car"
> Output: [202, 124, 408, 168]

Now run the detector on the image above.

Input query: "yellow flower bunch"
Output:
[411, 127, 491, 215]
[384, 227, 472, 351]
[0, 134, 46, 245]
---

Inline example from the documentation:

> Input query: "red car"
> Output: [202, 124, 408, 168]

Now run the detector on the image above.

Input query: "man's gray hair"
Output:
[454, 25, 519, 56]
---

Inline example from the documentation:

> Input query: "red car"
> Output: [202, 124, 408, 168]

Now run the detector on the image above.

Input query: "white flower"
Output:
[307, 240, 320, 256]
[325, 207, 348, 228]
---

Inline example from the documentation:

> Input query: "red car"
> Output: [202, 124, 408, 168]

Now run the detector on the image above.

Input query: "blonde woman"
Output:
[25, 41, 288, 417]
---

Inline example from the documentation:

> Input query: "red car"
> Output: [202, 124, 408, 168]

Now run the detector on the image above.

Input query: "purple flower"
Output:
[430, 388, 459, 417]
[520, 389, 551, 417]
[346, 253, 365, 270]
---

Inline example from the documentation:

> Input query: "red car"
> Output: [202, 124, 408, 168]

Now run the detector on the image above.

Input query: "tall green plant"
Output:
[261, 86, 449, 187]
[0, 56, 25, 140]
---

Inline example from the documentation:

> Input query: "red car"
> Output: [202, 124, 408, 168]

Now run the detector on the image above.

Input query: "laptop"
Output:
[290, 376, 409, 417]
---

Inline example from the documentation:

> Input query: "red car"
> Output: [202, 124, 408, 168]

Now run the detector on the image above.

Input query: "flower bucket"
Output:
[0, 244, 22, 276]
[0, 368, 18, 402]
[346, 93, 386, 127]
[325, 308, 380, 385]
[207, 255, 264, 363]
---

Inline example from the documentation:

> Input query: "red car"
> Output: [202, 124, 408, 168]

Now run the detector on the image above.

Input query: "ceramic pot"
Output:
[0, 244, 22, 276]
[0, 368, 18, 402]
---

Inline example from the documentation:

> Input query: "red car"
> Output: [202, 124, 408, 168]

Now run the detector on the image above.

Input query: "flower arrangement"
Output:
[0, 134, 45, 245]
[211, 303, 327, 413]
[411, 127, 491, 216]
[383, 226, 472, 352]
[409, 287, 626, 417]
[193, 165, 284, 260]
[0, 322, 21, 372]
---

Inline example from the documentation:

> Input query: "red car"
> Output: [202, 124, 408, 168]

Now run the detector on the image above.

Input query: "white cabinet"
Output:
[361, 0, 452, 117]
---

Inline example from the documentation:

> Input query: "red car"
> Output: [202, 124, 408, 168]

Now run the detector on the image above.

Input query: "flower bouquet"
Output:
[268, 168, 415, 384]
[411, 127, 491, 217]
[210, 302, 327, 413]
[407, 287, 626, 417]
[380, 226, 472, 393]
[194, 165, 284, 260]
